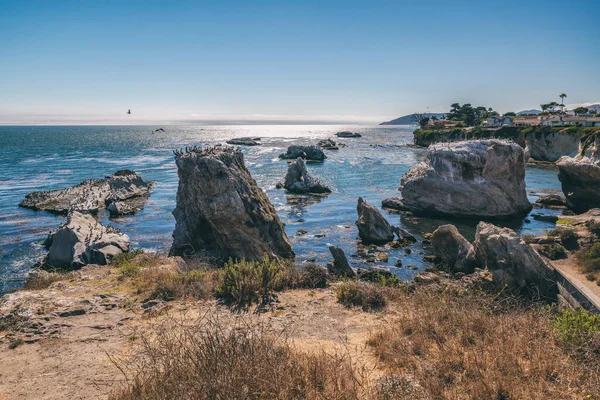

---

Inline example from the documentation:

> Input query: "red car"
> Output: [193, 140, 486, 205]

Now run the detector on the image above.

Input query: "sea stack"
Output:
[278, 157, 331, 194]
[169, 146, 295, 262]
[400, 139, 531, 219]
[557, 132, 600, 212]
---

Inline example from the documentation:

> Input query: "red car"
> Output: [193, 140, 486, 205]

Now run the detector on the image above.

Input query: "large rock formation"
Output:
[557, 132, 600, 212]
[169, 147, 294, 262]
[355, 197, 395, 244]
[44, 211, 130, 269]
[279, 146, 326, 161]
[381, 197, 409, 212]
[473, 222, 557, 299]
[400, 140, 531, 219]
[277, 158, 331, 194]
[20, 170, 153, 215]
[431, 224, 476, 273]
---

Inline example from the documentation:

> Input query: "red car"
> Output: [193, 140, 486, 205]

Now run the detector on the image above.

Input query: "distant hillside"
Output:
[517, 109, 541, 115]
[380, 113, 446, 125]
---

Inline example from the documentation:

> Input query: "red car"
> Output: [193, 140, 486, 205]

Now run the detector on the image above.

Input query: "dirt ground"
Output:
[0, 266, 393, 400]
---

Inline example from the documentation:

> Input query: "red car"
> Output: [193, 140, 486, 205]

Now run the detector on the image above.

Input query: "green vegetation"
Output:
[447, 102, 497, 126]
[553, 308, 600, 353]
[23, 270, 76, 290]
[578, 243, 600, 273]
[334, 281, 387, 311]
[547, 227, 579, 250]
[539, 243, 567, 260]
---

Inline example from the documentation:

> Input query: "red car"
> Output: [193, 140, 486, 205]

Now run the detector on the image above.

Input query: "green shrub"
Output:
[539, 244, 567, 260]
[586, 220, 600, 236]
[112, 249, 144, 268]
[334, 281, 387, 312]
[548, 228, 579, 250]
[215, 255, 288, 309]
[297, 263, 329, 289]
[578, 243, 600, 272]
[553, 308, 600, 353]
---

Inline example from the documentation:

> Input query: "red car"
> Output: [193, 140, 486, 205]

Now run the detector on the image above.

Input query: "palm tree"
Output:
[560, 93, 567, 112]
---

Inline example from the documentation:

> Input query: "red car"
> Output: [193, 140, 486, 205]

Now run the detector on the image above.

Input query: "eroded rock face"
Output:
[431, 224, 475, 273]
[557, 135, 600, 212]
[400, 140, 531, 219]
[473, 222, 557, 299]
[169, 147, 294, 262]
[279, 145, 326, 161]
[525, 128, 582, 162]
[278, 158, 331, 194]
[44, 211, 130, 269]
[355, 197, 395, 244]
[20, 170, 153, 215]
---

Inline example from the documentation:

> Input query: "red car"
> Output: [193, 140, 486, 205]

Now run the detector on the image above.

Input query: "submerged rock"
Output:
[226, 137, 261, 146]
[431, 224, 475, 273]
[335, 131, 361, 138]
[20, 170, 153, 215]
[169, 147, 294, 262]
[44, 211, 130, 269]
[279, 145, 326, 161]
[400, 140, 531, 219]
[473, 222, 557, 299]
[535, 194, 566, 207]
[277, 157, 331, 194]
[317, 138, 339, 150]
[355, 197, 395, 244]
[328, 246, 356, 277]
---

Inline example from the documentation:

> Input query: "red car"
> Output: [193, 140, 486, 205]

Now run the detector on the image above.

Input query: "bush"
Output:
[578, 243, 600, 273]
[215, 255, 294, 309]
[548, 228, 579, 250]
[586, 220, 600, 236]
[553, 308, 600, 354]
[109, 318, 370, 400]
[113, 249, 145, 277]
[539, 243, 567, 260]
[334, 281, 387, 311]
[297, 263, 329, 289]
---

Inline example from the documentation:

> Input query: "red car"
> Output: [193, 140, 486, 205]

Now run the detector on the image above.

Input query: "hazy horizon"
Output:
[1, 0, 599, 125]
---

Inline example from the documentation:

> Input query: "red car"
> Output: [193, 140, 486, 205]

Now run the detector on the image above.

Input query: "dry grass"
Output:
[367, 290, 600, 399]
[22, 270, 76, 290]
[334, 281, 390, 312]
[109, 317, 373, 400]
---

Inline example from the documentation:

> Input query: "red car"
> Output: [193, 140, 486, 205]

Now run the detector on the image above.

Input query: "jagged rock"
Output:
[431, 224, 476, 273]
[226, 137, 261, 146]
[335, 131, 361, 138]
[279, 145, 326, 161]
[107, 201, 135, 216]
[277, 157, 331, 194]
[355, 197, 395, 244]
[169, 147, 294, 262]
[20, 170, 153, 215]
[535, 194, 566, 207]
[400, 140, 531, 219]
[328, 246, 356, 277]
[43, 211, 130, 269]
[473, 222, 557, 299]
[381, 197, 409, 212]
[557, 134, 600, 213]
[524, 128, 582, 162]
[317, 139, 339, 150]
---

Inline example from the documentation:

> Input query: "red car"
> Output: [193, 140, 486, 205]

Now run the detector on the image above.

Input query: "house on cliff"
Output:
[483, 115, 514, 127]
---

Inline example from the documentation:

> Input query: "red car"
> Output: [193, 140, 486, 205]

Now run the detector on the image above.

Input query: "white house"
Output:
[483, 115, 513, 127]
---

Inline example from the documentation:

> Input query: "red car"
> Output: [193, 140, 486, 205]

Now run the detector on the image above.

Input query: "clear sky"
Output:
[1, 0, 598, 124]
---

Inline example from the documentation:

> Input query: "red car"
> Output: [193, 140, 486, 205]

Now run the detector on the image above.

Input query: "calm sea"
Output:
[0, 125, 563, 295]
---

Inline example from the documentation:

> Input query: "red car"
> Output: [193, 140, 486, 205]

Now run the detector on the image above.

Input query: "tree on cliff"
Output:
[574, 107, 589, 116]
[447, 103, 496, 126]
[411, 112, 431, 129]
[560, 93, 567, 111]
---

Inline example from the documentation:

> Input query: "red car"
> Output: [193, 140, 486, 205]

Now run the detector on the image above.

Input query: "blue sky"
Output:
[0, 0, 598, 124]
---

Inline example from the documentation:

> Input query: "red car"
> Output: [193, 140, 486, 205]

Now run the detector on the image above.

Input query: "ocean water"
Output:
[0, 125, 564, 295]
